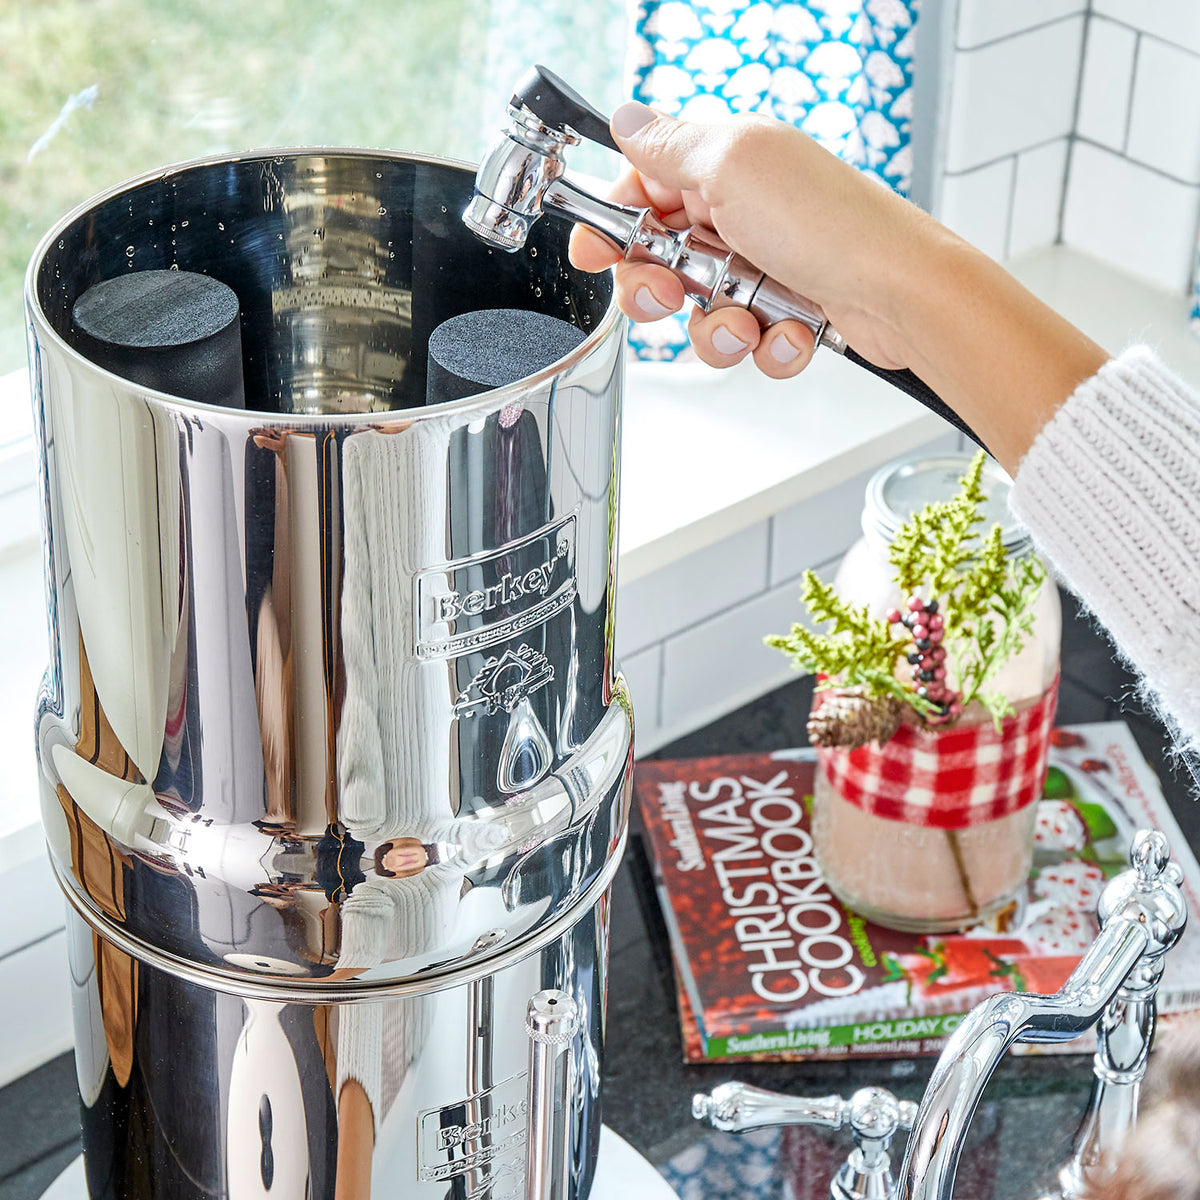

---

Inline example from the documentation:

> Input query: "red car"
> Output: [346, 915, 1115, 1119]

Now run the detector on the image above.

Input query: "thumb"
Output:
[609, 102, 717, 193]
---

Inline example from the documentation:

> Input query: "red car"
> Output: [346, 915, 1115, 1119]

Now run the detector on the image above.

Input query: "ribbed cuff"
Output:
[1010, 346, 1200, 754]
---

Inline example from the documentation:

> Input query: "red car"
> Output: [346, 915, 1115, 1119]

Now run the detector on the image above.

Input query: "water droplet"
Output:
[148, 219, 153, 226]
[278, 233, 284, 240]
[57, 239, 64, 249]
[217, 222, 224, 231]
[377, 206, 387, 215]
[375, 172, 382, 179]
[170, 224, 177, 232]
[440, 205, 447, 213]
[169, 262, 180, 271]
[125, 246, 135, 257]
[534, 286, 542, 297]
[530, 247, 537, 257]
[389, 251, 395, 259]
[181, 219, 189, 228]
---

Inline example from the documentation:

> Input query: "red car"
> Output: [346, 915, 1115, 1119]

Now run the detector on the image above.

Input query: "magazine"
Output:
[636, 722, 1200, 1062]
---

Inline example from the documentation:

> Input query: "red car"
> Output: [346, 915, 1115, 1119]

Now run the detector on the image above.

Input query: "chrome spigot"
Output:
[464, 66, 838, 350]
[693, 1081, 918, 1200]
[898, 829, 1187, 1200]
[462, 65, 983, 448]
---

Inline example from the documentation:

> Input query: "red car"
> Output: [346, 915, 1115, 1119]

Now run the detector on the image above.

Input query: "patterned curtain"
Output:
[626, 0, 921, 361]
[1192, 252, 1200, 339]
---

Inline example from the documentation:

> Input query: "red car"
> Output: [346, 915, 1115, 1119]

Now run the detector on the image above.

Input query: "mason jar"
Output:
[812, 453, 1062, 933]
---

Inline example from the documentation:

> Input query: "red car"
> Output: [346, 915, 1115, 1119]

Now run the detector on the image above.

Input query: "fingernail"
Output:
[612, 101, 656, 138]
[635, 285, 676, 318]
[711, 326, 749, 356]
[770, 336, 801, 364]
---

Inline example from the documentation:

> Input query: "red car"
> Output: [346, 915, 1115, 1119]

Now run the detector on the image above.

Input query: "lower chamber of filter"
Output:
[61, 886, 614, 1200]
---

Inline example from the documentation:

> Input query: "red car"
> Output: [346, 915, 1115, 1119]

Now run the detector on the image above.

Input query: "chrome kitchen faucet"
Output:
[692, 830, 1187, 1200]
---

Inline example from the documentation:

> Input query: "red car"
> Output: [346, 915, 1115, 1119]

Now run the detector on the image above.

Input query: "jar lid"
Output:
[862, 452, 1033, 556]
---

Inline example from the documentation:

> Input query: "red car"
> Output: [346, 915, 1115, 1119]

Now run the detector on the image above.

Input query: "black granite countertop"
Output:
[601, 588, 1200, 1200]
[2, 589, 1195, 1200]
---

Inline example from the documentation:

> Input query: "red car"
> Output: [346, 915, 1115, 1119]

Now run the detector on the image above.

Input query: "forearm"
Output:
[882, 228, 1109, 474]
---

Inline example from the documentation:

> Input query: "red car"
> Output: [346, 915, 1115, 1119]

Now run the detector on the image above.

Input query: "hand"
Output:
[568, 102, 939, 378]
[569, 101, 1108, 472]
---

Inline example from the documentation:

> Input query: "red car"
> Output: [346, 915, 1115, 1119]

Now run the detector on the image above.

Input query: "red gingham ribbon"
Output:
[816, 677, 1060, 830]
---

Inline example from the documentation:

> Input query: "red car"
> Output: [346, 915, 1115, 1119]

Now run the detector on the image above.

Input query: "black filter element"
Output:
[71, 269, 246, 409]
[426, 308, 587, 406]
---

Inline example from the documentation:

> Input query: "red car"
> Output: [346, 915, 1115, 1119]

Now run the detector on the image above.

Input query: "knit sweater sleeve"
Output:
[1009, 345, 1200, 756]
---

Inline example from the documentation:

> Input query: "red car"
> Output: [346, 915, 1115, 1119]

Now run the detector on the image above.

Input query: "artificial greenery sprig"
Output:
[766, 452, 1046, 734]
[766, 573, 938, 718]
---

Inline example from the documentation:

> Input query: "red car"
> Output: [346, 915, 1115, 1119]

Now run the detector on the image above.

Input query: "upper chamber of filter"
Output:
[31, 150, 613, 415]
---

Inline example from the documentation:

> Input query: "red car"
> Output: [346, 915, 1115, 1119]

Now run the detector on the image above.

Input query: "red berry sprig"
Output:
[886, 595, 963, 725]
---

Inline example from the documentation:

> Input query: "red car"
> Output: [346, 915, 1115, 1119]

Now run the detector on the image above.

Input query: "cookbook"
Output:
[636, 722, 1200, 1062]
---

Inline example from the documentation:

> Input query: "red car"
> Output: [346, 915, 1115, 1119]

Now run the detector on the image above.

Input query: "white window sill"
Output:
[3, 244, 1199, 864]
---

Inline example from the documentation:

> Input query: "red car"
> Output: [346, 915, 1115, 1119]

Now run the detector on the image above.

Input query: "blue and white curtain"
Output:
[626, 0, 921, 360]
[1192, 254, 1200, 338]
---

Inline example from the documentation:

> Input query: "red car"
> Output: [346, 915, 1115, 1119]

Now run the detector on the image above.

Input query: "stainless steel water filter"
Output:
[26, 149, 629, 1199]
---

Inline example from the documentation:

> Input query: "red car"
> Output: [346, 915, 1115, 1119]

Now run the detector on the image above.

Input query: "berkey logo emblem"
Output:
[437, 533, 571, 625]
[454, 644, 554, 719]
[415, 514, 577, 660]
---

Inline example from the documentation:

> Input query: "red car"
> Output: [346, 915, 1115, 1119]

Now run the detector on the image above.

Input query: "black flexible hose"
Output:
[843, 346, 986, 452]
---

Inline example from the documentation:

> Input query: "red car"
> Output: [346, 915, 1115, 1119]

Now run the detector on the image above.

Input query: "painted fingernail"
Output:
[635, 286, 676, 318]
[770, 336, 801, 364]
[612, 101, 656, 138]
[711, 326, 749, 356]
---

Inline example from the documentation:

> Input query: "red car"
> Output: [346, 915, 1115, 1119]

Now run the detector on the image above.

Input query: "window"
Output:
[1, 0, 628, 375]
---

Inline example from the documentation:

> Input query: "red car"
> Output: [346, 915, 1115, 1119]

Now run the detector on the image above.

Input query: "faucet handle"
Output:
[693, 1082, 914, 1200]
[1097, 829, 1187, 960]
[692, 1081, 847, 1133]
[510, 64, 618, 153]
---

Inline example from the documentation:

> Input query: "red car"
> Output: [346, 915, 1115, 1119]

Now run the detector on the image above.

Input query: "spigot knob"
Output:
[511, 64, 618, 152]
[1132, 828, 1169, 883]
[1097, 828, 1187, 960]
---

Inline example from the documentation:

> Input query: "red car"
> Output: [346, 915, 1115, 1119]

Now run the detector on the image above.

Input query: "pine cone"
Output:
[808, 687, 904, 750]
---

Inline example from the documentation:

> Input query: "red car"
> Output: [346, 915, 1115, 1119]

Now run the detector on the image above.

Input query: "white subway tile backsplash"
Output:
[620, 643, 662, 738]
[1092, 0, 1200, 58]
[1127, 38, 1200, 184]
[1009, 139, 1070, 257]
[771, 434, 960, 587]
[770, 471, 872, 586]
[1076, 18, 1138, 151]
[1063, 141, 1200, 293]
[616, 520, 769, 657]
[957, 0, 1086, 51]
[946, 17, 1085, 172]
[939, 158, 1016, 260]
[659, 572, 822, 732]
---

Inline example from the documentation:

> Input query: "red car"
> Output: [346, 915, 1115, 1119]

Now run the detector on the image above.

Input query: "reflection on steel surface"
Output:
[28, 149, 629, 1199]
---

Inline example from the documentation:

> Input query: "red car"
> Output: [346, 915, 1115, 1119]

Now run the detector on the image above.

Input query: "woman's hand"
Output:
[568, 101, 942, 378]
[569, 101, 1109, 473]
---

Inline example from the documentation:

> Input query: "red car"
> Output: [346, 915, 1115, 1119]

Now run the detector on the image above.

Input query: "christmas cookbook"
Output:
[636, 722, 1200, 1062]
